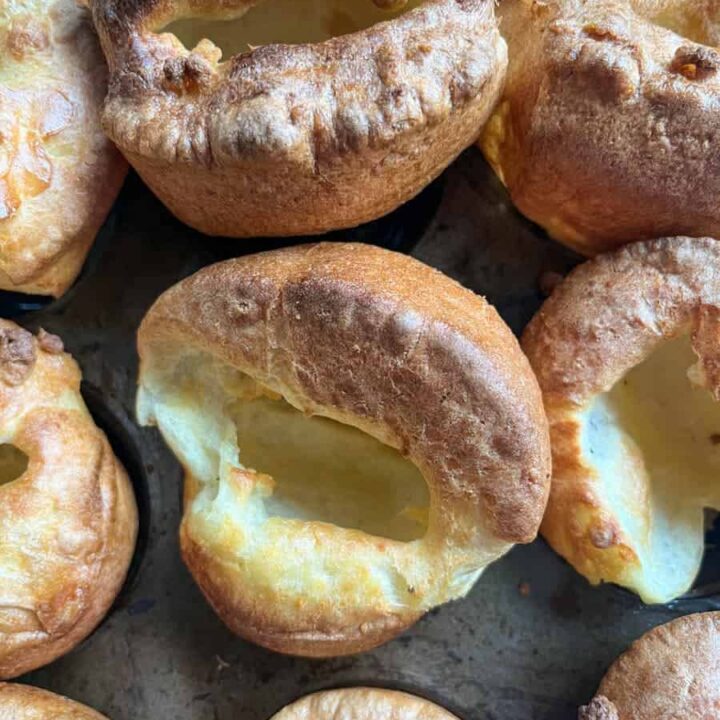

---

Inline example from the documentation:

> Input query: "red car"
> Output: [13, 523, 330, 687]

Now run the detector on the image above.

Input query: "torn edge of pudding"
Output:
[137, 351, 431, 543]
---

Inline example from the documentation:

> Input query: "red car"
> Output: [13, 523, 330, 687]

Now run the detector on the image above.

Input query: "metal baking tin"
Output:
[7, 149, 719, 720]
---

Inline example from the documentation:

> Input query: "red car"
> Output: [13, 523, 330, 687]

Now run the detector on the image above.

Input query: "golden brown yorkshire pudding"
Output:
[0, 321, 137, 679]
[271, 688, 459, 720]
[481, 0, 720, 255]
[0, 0, 127, 297]
[89, 0, 507, 238]
[579, 612, 720, 720]
[137, 243, 551, 656]
[523, 237, 720, 603]
[0, 683, 108, 719]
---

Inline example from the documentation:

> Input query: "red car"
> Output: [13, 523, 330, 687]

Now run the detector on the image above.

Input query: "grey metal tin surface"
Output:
[9, 148, 720, 720]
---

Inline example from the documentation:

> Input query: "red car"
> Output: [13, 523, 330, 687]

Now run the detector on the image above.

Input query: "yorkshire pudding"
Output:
[579, 612, 720, 720]
[271, 688, 459, 720]
[90, 0, 507, 238]
[0, 321, 137, 679]
[0, 683, 108, 719]
[481, 0, 720, 255]
[523, 237, 720, 603]
[0, 0, 127, 297]
[137, 242, 550, 656]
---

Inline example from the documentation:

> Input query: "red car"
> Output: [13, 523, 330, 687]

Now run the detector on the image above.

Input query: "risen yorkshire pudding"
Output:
[523, 237, 720, 603]
[90, 0, 507, 238]
[481, 0, 720, 255]
[579, 612, 720, 720]
[271, 688, 459, 720]
[137, 242, 550, 656]
[0, 0, 127, 297]
[0, 683, 108, 719]
[0, 321, 137, 679]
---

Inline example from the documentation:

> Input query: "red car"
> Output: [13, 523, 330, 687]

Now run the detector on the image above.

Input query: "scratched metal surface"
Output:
[7, 147, 719, 720]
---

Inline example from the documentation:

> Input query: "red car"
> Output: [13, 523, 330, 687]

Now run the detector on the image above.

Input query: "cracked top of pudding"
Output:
[523, 237, 720, 603]
[0, 321, 137, 679]
[137, 242, 551, 656]
[92, 0, 502, 167]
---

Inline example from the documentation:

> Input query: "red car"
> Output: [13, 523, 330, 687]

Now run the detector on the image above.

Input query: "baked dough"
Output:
[0, 321, 137, 679]
[271, 688, 459, 720]
[0, 683, 107, 719]
[137, 242, 551, 656]
[523, 237, 720, 603]
[580, 612, 720, 720]
[90, 0, 507, 237]
[0, 0, 127, 297]
[481, 0, 720, 255]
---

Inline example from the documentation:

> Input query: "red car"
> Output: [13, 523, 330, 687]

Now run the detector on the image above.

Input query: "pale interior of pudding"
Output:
[0, 444, 28, 487]
[161, 0, 424, 59]
[630, 1, 720, 45]
[230, 396, 429, 541]
[142, 353, 430, 543]
[582, 333, 720, 602]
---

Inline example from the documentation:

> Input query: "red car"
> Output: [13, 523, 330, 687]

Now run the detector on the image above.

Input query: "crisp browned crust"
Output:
[137, 242, 551, 656]
[522, 236, 720, 601]
[181, 535, 422, 657]
[690, 304, 720, 400]
[588, 613, 720, 719]
[90, 0, 506, 237]
[524, 237, 720, 404]
[481, 0, 720, 255]
[0, 683, 108, 719]
[271, 688, 459, 720]
[0, 321, 138, 679]
[0, 0, 127, 297]
[578, 696, 619, 720]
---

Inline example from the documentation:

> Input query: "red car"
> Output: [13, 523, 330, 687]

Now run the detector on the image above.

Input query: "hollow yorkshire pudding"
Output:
[271, 688, 459, 720]
[90, 0, 507, 238]
[0, 321, 137, 679]
[0, 0, 127, 297]
[480, 0, 720, 255]
[0, 683, 108, 719]
[523, 237, 720, 603]
[579, 612, 720, 720]
[137, 242, 551, 656]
